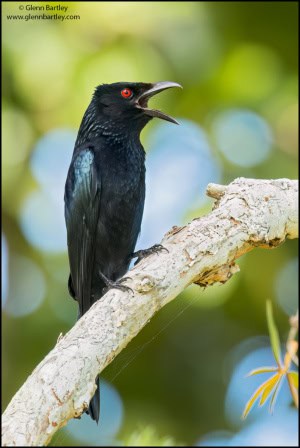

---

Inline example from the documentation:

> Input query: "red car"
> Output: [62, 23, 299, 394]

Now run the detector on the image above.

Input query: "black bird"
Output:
[64, 81, 181, 423]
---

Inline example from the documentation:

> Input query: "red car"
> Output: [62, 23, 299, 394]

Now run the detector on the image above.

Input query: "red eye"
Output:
[121, 88, 133, 99]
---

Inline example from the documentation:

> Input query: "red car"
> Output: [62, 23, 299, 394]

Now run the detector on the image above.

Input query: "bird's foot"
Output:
[99, 271, 134, 295]
[131, 244, 169, 266]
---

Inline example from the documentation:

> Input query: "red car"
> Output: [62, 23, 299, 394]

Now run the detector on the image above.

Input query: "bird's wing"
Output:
[64, 147, 101, 316]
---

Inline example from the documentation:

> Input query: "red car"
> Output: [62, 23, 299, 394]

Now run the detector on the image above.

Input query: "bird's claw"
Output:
[118, 276, 131, 284]
[99, 271, 133, 295]
[103, 282, 133, 295]
[132, 244, 169, 265]
[152, 244, 169, 254]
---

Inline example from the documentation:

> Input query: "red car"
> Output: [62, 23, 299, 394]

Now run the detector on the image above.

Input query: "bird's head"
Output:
[92, 81, 182, 128]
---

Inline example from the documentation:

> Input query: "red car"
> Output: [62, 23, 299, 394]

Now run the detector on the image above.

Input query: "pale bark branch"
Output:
[2, 177, 298, 446]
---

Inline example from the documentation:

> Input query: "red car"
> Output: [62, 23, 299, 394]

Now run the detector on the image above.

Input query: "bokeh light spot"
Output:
[4, 255, 46, 317]
[65, 380, 123, 445]
[11, 25, 75, 109]
[220, 44, 282, 102]
[30, 129, 75, 201]
[138, 119, 221, 249]
[229, 408, 298, 446]
[197, 409, 298, 446]
[19, 190, 67, 253]
[212, 109, 272, 167]
[3, 107, 34, 166]
[20, 129, 77, 253]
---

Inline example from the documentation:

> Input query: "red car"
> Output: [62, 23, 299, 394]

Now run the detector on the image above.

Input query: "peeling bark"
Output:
[2, 178, 298, 446]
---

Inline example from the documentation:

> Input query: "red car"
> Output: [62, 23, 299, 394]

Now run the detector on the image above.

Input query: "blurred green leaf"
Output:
[124, 425, 183, 446]
[266, 300, 282, 367]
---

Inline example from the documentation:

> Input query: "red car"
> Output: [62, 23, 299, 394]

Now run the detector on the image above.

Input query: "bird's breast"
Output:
[96, 141, 145, 241]
[89, 138, 146, 279]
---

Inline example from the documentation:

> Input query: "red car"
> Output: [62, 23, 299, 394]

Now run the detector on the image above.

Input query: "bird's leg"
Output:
[131, 244, 169, 266]
[99, 271, 133, 295]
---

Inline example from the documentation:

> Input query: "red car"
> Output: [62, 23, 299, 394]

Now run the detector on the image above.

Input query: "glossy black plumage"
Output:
[64, 81, 181, 423]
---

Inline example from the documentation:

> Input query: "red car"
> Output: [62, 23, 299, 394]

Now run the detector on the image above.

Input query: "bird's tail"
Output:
[77, 309, 100, 424]
[78, 304, 100, 424]
[77, 307, 101, 424]
[86, 375, 100, 424]
[75, 290, 102, 424]
[71, 272, 106, 424]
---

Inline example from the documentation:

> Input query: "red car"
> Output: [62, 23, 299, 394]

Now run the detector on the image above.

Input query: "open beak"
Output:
[137, 81, 182, 124]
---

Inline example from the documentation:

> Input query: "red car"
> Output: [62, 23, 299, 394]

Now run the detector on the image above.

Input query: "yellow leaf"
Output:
[269, 375, 283, 414]
[242, 373, 278, 419]
[259, 373, 281, 406]
[287, 372, 299, 408]
[288, 371, 298, 389]
[247, 366, 278, 377]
